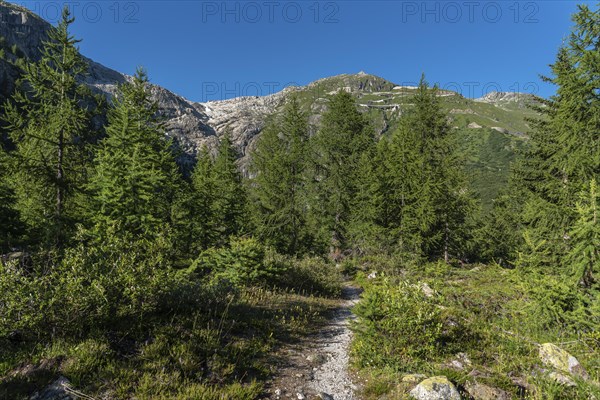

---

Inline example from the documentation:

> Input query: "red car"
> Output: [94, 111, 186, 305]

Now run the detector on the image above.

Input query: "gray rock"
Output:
[464, 381, 511, 400]
[30, 376, 74, 400]
[539, 343, 589, 380]
[409, 376, 460, 400]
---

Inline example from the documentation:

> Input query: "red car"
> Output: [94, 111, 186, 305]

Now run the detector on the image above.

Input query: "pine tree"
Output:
[190, 146, 219, 251]
[0, 146, 22, 252]
[251, 96, 310, 255]
[212, 134, 249, 242]
[516, 4, 600, 271]
[567, 180, 599, 288]
[2, 8, 96, 247]
[311, 90, 375, 253]
[378, 76, 473, 262]
[87, 68, 180, 237]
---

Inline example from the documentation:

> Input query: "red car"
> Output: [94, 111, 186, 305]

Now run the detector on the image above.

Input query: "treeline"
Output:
[0, 4, 598, 336]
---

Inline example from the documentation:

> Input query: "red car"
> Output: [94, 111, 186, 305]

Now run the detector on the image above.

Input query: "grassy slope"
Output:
[348, 258, 600, 400]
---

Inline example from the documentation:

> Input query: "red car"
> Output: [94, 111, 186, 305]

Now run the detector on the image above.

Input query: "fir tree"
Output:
[517, 4, 600, 271]
[251, 96, 310, 255]
[3, 8, 96, 247]
[311, 90, 375, 253]
[212, 134, 249, 242]
[567, 180, 599, 288]
[87, 68, 180, 237]
[190, 146, 219, 251]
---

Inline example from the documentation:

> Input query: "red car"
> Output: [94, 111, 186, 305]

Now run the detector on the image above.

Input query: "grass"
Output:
[0, 260, 343, 399]
[349, 258, 600, 399]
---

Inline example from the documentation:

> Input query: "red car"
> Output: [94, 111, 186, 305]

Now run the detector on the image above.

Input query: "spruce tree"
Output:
[517, 4, 600, 271]
[87, 68, 180, 237]
[212, 134, 249, 242]
[567, 180, 599, 288]
[190, 146, 219, 251]
[3, 8, 95, 247]
[251, 96, 310, 255]
[311, 90, 375, 253]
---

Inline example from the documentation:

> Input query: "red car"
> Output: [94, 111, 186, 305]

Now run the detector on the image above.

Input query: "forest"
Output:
[0, 3, 598, 400]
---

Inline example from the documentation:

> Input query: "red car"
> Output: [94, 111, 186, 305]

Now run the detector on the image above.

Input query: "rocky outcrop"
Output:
[409, 376, 460, 400]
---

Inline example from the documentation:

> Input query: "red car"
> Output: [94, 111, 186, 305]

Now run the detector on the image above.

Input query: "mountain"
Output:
[0, 1, 538, 207]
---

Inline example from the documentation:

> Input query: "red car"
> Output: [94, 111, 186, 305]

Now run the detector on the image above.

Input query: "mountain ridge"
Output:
[0, 0, 537, 204]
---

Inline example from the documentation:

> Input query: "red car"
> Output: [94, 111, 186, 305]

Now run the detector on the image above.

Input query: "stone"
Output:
[306, 353, 327, 364]
[274, 388, 282, 396]
[409, 376, 460, 400]
[297, 393, 306, 400]
[446, 352, 472, 371]
[317, 393, 334, 400]
[402, 374, 427, 384]
[464, 381, 511, 400]
[547, 371, 576, 387]
[420, 282, 435, 298]
[539, 343, 589, 380]
[30, 376, 74, 400]
[367, 271, 378, 279]
[468, 122, 483, 129]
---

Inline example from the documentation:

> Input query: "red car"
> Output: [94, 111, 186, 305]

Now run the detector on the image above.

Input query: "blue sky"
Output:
[14, 1, 589, 101]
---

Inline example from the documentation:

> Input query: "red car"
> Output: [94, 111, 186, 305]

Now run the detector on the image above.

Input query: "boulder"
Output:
[409, 376, 460, 400]
[464, 381, 511, 400]
[30, 376, 74, 400]
[538, 343, 589, 380]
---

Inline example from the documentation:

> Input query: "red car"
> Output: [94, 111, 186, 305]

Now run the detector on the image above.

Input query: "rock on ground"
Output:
[464, 381, 511, 400]
[30, 376, 74, 400]
[409, 376, 461, 400]
[538, 343, 589, 380]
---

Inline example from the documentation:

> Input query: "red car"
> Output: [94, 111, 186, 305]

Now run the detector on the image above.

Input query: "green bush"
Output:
[190, 237, 288, 287]
[352, 277, 444, 370]
[0, 225, 177, 340]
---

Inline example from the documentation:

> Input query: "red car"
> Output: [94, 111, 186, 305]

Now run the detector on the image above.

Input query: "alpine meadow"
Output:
[0, 1, 599, 399]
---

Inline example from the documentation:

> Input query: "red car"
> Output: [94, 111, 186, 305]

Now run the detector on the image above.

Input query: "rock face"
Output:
[538, 343, 589, 380]
[409, 376, 461, 400]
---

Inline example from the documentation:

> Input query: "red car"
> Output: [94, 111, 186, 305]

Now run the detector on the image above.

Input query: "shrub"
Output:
[351, 277, 444, 370]
[190, 237, 288, 287]
[0, 225, 177, 340]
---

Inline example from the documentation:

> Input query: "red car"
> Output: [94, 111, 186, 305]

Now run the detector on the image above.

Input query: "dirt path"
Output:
[265, 286, 362, 400]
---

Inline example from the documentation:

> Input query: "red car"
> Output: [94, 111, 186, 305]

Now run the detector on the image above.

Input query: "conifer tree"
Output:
[87, 68, 180, 237]
[311, 90, 375, 253]
[3, 8, 95, 247]
[251, 96, 310, 255]
[567, 180, 599, 288]
[377, 76, 473, 262]
[517, 4, 600, 271]
[212, 134, 249, 242]
[190, 146, 219, 251]
[0, 147, 22, 251]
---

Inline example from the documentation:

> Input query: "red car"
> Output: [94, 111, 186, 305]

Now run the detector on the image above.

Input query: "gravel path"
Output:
[266, 286, 362, 400]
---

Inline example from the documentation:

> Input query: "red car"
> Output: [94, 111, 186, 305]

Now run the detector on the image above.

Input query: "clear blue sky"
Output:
[13, 1, 590, 101]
